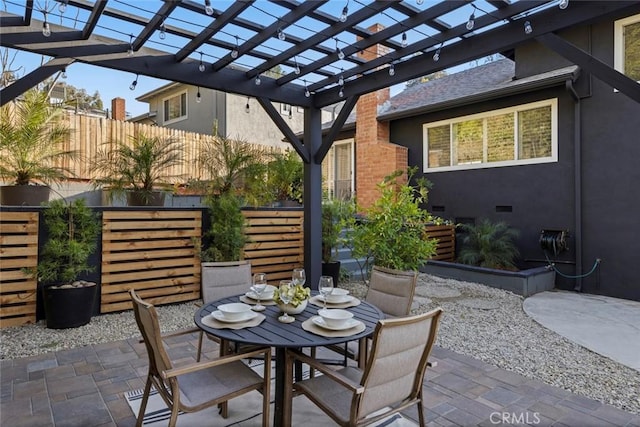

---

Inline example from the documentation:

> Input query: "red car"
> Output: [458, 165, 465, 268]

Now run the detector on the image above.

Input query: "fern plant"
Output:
[457, 219, 520, 270]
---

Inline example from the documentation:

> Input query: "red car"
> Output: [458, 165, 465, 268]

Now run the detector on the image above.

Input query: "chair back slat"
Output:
[201, 261, 251, 304]
[365, 266, 417, 317]
[358, 308, 442, 418]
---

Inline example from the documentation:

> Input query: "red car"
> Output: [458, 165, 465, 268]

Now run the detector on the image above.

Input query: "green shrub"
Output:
[457, 219, 520, 270]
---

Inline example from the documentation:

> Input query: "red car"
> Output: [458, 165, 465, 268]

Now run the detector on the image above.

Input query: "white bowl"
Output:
[250, 284, 277, 299]
[217, 303, 252, 321]
[326, 288, 350, 303]
[318, 308, 354, 328]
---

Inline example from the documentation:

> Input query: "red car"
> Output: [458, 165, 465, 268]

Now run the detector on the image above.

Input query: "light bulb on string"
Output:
[416, 0, 424, 4]
[196, 88, 202, 103]
[338, 69, 344, 86]
[61, 68, 67, 79]
[204, 0, 214, 16]
[340, 4, 348, 22]
[388, 63, 395, 76]
[277, 27, 286, 41]
[304, 80, 310, 98]
[288, 108, 292, 119]
[339, 87, 344, 98]
[559, 0, 569, 9]
[159, 19, 166, 40]
[433, 45, 442, 62]
[231, 35, 239, 59]
[199, 52, 206, 72]
[42, 12, 51, 37]
[524, 20, 533, 35]
[129, 75, 138, 91]
[255, 75, 261, 86]
[294, 56, 300, 75]
[58, 0, 68, 14]
[127, 35, 134, 56]
[245, 97, 250, 113]
[466, 8, 475, 31]
[401, 32, 407, 48]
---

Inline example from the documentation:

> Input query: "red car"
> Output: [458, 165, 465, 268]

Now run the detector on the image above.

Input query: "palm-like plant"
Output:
[457, 219, 520, 270]
[92, 133, 183, 203]
[0, 89, 74, 185]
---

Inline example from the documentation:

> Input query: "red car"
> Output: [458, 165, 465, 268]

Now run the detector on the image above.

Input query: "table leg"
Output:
[274, 347, 293, 427]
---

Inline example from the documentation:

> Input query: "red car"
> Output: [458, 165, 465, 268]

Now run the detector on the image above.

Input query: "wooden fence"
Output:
[0, 212, 39, 327]
[425, 224, 456, 262]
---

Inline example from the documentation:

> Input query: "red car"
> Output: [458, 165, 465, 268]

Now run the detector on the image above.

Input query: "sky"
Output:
[2, 1, 492, 118]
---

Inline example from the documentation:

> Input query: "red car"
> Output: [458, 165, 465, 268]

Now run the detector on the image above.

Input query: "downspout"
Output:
[566, 79, 582, 291]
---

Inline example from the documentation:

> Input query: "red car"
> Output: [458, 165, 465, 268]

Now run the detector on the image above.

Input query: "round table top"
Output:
[194, 293, 384, 348]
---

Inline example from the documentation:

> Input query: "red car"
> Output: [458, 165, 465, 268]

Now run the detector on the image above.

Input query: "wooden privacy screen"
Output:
[0, 212, 39, 327]
[242, 209, 304, 283]
[425, 224, 456, 262]
[100, 210, 202, 313]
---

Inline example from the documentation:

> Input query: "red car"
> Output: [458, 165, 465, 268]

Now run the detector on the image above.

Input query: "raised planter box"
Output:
[421, 260, 556, 297]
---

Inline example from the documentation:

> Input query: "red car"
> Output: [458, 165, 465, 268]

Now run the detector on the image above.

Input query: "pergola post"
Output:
[303, 107, 323, 290]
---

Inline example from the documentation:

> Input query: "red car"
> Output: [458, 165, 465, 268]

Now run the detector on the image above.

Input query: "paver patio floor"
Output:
[1, 330, 639, 427]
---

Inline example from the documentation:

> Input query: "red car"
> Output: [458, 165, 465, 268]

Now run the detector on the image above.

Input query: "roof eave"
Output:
[378, 67, 580, 122]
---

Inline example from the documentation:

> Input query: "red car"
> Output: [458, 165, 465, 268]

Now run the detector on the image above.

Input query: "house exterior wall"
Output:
[390, 19, 640, 301]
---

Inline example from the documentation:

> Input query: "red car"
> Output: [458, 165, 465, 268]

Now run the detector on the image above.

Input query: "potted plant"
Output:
[265, 149, 303, 207]
[350, 167, 438, 281]
[92, 133, 183, 206]
[273, 282, 311, 314]
[321, 198, 354, 286]
[34, 198, 101, 328]
[0, 88, 75, 205]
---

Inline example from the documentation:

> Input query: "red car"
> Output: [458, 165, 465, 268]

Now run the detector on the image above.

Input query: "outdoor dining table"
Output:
[194, 291, 384, 427]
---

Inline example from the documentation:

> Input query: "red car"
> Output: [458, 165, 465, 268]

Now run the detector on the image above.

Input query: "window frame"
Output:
[614, 13, 640, 83]
[162, 90, 188, 124]
[422, 98, 558, 173]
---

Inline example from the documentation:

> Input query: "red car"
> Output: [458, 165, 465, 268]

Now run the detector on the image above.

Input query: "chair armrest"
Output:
[138, 327, 201, 343]
[288, 349, 364, 394]
[163, 347, 270, 379]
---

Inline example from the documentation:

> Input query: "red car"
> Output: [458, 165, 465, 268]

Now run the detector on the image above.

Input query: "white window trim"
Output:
[162, 90, 188, 125]
[614, 14, 640, 85]
[422, 98, 558, 173]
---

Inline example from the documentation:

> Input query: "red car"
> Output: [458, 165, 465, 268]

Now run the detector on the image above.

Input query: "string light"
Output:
[335, 39, 345, 60]
[339, 2, 349, 23]
[159, 18, 166, 40]
[58, 0, 68, 14]
[199, 52, 206, 72]
[245, 97, 250, 113]
[339, 87, 344, 98]
[524, 20, 533, 34]
[388, 62, 395, 76]
[466, 6, 476, 31]
[42, 12, 51, 37]
[304, 80, 310, 98]
[277, 26, 286, 41]
[127, 34, 134, 56]
[433, 43, 443, 62]
[294, 56, 300, 75]
[204, 0, 214, 16]
[61, 68, 67, 79]
[231, 35, 239, 59]
[196, 87, 202, 103]
[288, 108, 292, 119]
[129, 75, 138, 91]
[401, 32, 408, 48]
[255, 74, 261, 86]
[559, 0, 569, 9]
[416, 0, 424, 4]
[338, 68, 344, 86]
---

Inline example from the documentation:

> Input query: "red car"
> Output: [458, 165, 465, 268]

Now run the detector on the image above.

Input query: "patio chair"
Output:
[286, 308, 443, 427]
[197, 260, 252, 361]
[130, 289, 271, 427]
[323, 266, 418, 366]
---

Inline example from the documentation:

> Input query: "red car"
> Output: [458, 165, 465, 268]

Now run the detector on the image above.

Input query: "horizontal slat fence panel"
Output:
[242, 209, 304, 283]
[425, 224, 456, 262]
[100, 210, 202, 313]
[0, 212, 39, 327]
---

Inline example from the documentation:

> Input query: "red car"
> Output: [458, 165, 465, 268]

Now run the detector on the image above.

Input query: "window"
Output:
[163, 91, 187, 123]
[423, 99, 557, 172]
[615, 14, 640, 82]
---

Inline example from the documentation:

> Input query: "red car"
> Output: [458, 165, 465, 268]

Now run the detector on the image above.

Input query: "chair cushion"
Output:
[178, 360, 263, 408]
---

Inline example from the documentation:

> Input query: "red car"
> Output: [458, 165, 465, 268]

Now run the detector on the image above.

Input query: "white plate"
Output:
[324, 295, 354, 304]
[211, 310, 258, 323]
[245, 291, 275, 301]
[312, 316, 360, 331]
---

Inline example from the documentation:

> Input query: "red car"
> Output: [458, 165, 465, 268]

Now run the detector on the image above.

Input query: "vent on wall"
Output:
[496, 205, 513, 213]
[432, 205, 445, 212]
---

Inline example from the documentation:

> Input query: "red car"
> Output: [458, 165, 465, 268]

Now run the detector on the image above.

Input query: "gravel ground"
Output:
[1, 274, 639, 415]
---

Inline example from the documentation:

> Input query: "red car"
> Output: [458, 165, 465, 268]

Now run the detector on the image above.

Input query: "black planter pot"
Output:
[43, 282, 97, 329]
[322, 261, 341, 287]
[0, 185, 50, 206]
[126, 191, 166, 207]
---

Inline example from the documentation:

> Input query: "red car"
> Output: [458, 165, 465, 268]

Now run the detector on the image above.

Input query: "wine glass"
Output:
[318, 275, 334, 309]
[278, 280, 295, 323]
[251, 273, 267, 312]
[292, 268, 306, 287]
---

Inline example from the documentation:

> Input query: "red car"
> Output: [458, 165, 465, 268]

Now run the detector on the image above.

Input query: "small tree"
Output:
[457, 219, 520, 270]
[351, 167, 437, 275]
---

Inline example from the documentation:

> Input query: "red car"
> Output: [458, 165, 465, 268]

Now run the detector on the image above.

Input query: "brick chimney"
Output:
[355, 24, 409, 210]
[111, 97, 126, 121]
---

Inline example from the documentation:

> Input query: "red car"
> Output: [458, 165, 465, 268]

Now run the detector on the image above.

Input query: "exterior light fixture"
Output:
[340, 3, 349, 23]
[277, 27, 286, 41]
[255, 75, 262, 86]
[294, 56, 300, 75]
[128, 34, 134, 56]
[159, 18, 166, 40]
[335, 39, 345, 60]
[466, 6, 476, 31]
[417, 0, 424, 4]
[339, 87, 344, 98]
[338, 69, 344, 86]
[401, 32, 408, 48]
[204, 0, 214, 16]
[58, 0, 68, 14]
[559, 0, 569, 9]
[304, 80, 310, 98]
[433, 43, 443, 62]
[61, 68, 67, 79]
[42, 12, 51, 37]
[199, 52, 206, 72]
[524, 20, 533, 35]
[129, 75, 138, 91]
[245, 97, 250, 113]
[231, 35, 239, 59]
[388, 63, 395, 76]
[196, 87, 202, 103]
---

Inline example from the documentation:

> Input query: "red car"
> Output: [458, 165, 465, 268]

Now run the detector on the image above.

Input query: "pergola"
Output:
[2, 0, 639, 288]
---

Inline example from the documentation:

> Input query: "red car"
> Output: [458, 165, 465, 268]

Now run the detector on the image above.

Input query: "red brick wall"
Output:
[355, 24, 409, 210]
